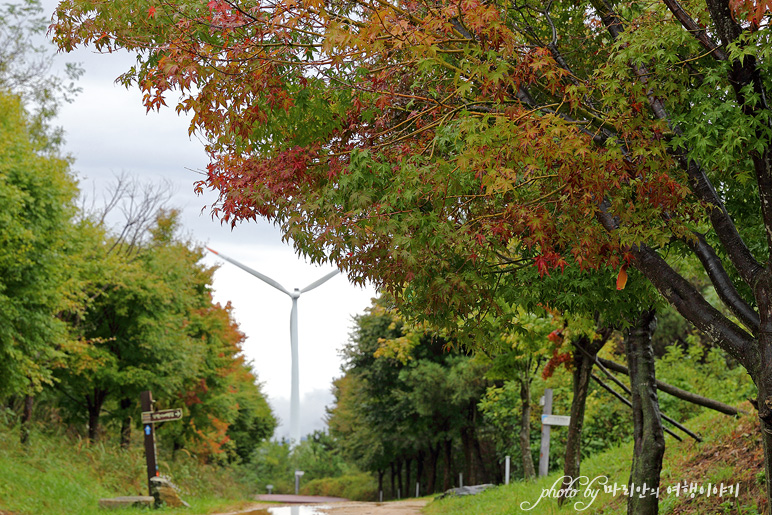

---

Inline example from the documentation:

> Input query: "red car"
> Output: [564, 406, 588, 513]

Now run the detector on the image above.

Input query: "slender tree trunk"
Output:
[460, 427, 470, 485]
[560, 329, 611, 501]
[416, 449, 424, 495]
[468, 406, 481, 485]
[20, 393, 33, 445]
[519, 377, 536, 480]
[404, 457, 411, 497]
[472, 430, 490, 483]
[442, 439, 453, 490]
[626, 309, 665, 515]
[390, 461, 396, 499]
[427, 443, 439, 493]
[396, 458, 403, 498]
[119, 397, 132, 449]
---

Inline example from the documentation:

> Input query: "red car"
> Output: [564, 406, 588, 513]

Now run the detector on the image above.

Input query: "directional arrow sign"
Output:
[141, 408, 183, 424]
[541, 414, 571, 426]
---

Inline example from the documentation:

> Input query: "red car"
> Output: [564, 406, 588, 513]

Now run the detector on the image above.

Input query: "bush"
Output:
[300, 472, 378, 501]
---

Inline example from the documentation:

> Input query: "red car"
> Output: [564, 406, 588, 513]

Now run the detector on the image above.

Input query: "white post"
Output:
[505, 456, 511, 485]
[379, 491, 383, 502]
[294, 470, 304, 495]
[290, 292, 301, 446]
[459, 473, 463, 487]
[416, 482, 420, 497]
[539, 388, 553, 477]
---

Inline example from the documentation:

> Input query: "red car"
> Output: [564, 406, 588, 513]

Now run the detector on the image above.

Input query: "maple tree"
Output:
[52, 0, 772, 507]
[0, 89, 77, 403]
[54, 207, 276, 457]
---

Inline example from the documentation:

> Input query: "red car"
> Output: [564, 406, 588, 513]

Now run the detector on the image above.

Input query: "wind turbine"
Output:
[206, 247, 339, 447]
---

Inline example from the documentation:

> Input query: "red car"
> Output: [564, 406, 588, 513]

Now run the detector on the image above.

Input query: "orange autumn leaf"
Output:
[148, 5, 156, 18]
[616, 266, 628, 290]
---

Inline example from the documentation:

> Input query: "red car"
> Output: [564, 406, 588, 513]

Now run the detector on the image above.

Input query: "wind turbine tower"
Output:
[206, 247, 339, 447]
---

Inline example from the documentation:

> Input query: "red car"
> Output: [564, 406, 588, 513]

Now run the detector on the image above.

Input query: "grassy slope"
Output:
[1, 406, 764, 515]
[0, 423, 256, 515]
[425, 404, 764, 515]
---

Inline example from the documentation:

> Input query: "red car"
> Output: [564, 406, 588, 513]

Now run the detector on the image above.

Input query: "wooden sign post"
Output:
[140, 390, 158, 495]
[140, 390, 183, 495]
[538, 388, 571, 477]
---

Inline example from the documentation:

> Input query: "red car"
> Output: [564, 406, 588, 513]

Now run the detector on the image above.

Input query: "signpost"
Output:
[538, 388, 572, 477]
[141, 409, 183, 424]
[140, 391, 183, 495]
[541, 414, 571, 426]
[538, 388, 553, 477]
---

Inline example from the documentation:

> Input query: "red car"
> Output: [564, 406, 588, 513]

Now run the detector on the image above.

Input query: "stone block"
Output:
[149, 476, 190, 508]
[98, 496, 154, 509]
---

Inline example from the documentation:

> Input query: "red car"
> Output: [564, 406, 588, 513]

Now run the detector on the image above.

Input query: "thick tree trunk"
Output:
[20, 393, 33, 445]
[626, 309, 665, 515]
[86, 388, 108, 442]
[519, 378, 535, 480]
[88, 405, 100, 442]
[559, 330, 611, 500]
[754, 274, 772, 512]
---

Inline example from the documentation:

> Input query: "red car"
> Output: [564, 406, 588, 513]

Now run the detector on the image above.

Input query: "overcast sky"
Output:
[39, 0, 377, 440]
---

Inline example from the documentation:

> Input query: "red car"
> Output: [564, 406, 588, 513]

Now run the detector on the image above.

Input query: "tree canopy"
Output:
[50, 0, 772, 504]
[0, 89, 77, 397]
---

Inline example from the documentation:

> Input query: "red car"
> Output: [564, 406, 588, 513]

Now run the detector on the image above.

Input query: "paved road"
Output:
[215, 498, 429, 515]
[255, 494, 349, 504]
[317, 499, 429, 514]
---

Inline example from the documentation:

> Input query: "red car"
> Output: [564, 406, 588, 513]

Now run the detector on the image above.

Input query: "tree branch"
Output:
[597, 356, 747, 416]
[592, 374, 688, 442]
[661, 0, 727, 60]
[684, 231, 760, 334]
[631, 242, 758, 375]
[596, 202, 757, 372]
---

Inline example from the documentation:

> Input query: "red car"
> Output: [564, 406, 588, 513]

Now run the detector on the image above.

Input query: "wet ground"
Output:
[215, 499, 429, 515]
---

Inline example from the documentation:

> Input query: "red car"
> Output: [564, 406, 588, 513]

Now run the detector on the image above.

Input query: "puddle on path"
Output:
[240, 506, 331, 515]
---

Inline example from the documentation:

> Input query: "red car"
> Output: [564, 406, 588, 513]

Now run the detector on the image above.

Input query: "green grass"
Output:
[424, 407, 759, 515]
[424, 439, 633, 515]
[0, 422, 256, 515]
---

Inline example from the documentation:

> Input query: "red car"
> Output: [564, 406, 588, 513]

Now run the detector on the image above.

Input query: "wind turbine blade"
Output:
[206, 247, 291, 296]
[300, 270, 340, 294]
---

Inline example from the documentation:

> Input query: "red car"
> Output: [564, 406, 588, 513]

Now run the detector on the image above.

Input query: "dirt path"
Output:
[215, 499, 429, 515]
[318, 499, 429, 515]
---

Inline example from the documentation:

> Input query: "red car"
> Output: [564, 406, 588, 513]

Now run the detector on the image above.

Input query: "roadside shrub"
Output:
[300, 472, 378, 501]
